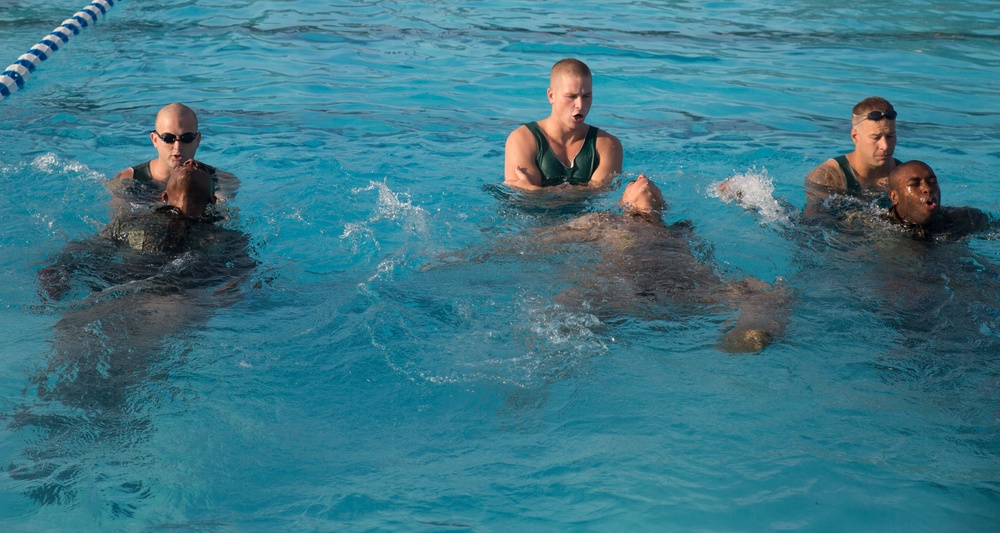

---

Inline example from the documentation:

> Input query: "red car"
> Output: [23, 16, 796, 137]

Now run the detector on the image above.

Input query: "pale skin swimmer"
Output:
[541, 174, 790, 354]
[504, 58, 623, 190]
[803, 96, 900, 216]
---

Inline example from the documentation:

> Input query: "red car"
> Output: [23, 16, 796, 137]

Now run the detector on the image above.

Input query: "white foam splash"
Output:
[341, 180, 431, 254]
[30, 152, 105, 181]
[710, 167, 794, 225]
[352, 180, 429, 234]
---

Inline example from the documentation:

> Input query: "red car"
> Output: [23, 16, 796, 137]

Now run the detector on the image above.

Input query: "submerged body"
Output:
[541, 177, 788, 353]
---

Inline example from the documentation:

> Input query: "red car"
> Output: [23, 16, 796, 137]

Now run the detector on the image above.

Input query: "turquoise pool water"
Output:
[2, 0, 999, 530]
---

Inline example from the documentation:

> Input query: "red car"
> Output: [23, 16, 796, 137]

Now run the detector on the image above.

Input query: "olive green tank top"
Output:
[834, 154, 902, 195]
[525, 122, 599, 186]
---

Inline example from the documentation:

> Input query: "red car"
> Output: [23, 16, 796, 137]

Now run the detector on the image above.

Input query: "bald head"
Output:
[888, 160, 935, 192]
[163, 159, 215, 218]
[155, 103, 198, 131]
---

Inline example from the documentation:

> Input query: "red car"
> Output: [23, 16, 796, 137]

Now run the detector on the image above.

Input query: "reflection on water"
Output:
[2, 0, 999, 529]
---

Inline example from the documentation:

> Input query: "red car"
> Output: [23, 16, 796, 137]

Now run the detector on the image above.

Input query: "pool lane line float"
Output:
[1, 0, 117, 102]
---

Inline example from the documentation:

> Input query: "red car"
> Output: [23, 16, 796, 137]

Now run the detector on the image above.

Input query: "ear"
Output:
[209, 195, 217, 205]
[889, 190, 898, 206]
[850, 127, 860, 145]
[150, 131, 159, 146]
[547, 87, 555, 104]
[161, 190, 169, 202]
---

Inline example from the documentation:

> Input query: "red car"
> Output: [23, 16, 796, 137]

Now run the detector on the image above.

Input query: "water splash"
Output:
[30, 153, 105, 182]
[342, 180, 430, 255]
[709, 167, 795, 226]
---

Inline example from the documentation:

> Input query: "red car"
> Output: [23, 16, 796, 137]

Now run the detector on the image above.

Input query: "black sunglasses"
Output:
[152, 131, 198, 144]
[855, 109, 897, 122]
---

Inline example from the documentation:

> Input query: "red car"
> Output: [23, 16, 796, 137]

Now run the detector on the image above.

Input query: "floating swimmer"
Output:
[539, 174, 789, 353]
[40, 158, 253, 301]
[18, 159, 256, 505]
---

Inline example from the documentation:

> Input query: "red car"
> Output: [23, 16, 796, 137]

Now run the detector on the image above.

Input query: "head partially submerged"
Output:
[162, 159, 215, 218]
[621, 174, 666, 219]
[888, 160, 941, 227]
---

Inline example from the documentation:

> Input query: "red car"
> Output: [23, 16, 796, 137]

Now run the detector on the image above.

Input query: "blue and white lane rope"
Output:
[1, 0, 117, 102]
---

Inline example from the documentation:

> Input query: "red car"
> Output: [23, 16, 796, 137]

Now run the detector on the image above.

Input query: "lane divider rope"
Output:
[1, 0, 117, 102]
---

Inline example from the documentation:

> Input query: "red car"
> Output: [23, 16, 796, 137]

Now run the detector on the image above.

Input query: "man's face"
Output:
[151, 112, 201, 170]
[851, 117, 896, 170]
[890, 165, 941, 226]
[548, 73, 593, 131]
[621, 175, 665, 215]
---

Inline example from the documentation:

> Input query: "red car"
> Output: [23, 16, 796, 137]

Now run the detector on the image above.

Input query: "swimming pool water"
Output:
[1, 0, 999, 530]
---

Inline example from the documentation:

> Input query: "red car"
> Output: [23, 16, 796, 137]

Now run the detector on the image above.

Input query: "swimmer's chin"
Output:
[719, 327, 773, 354]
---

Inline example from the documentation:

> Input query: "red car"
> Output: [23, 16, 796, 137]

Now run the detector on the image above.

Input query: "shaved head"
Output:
[888, 160, 934, 192]
[621, 175, 666, 216]
[550, 58, 592, 86]
[155, 102, 199, 131]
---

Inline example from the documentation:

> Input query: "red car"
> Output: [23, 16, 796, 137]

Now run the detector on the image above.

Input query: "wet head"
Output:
[621, 175, 666, 217]
[889, 160, 941, 227]
[163, 159, 215, 218]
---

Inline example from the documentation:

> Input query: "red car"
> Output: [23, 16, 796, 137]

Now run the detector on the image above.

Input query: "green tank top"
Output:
[526, 122, 599, 186]
[129, 160, 218, 191]
[834, 154, 902, 195]
[131, 160, 154, 182]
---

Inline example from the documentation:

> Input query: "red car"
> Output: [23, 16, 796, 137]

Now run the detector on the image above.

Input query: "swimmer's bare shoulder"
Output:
[804, 159, 848, 215]
[113, 167, 135, 180]
[804, 159, 847, 198]
[589, 130, 624, 188]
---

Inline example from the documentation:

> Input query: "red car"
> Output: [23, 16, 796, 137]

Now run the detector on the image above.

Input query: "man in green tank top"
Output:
[504, 58, 623, 189]
[112, 103, 238, 202]
[804, 96, 901, 216]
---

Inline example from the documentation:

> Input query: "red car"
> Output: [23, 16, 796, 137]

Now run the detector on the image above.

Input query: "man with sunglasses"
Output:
[113, 103, 237, 201]
[804, 96, 901, 216]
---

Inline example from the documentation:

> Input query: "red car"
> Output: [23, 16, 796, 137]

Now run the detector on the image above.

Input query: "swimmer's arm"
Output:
[947, 206, 994, 236]
[213, 170, 241, 202]
[37, 240, 104, 301]
[112, 166, 134, 180]
[504, 126, 544, 190]
[587, 132, 623, 188]
[803, 160, 847, 218]
[105, 176, 137, 213]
